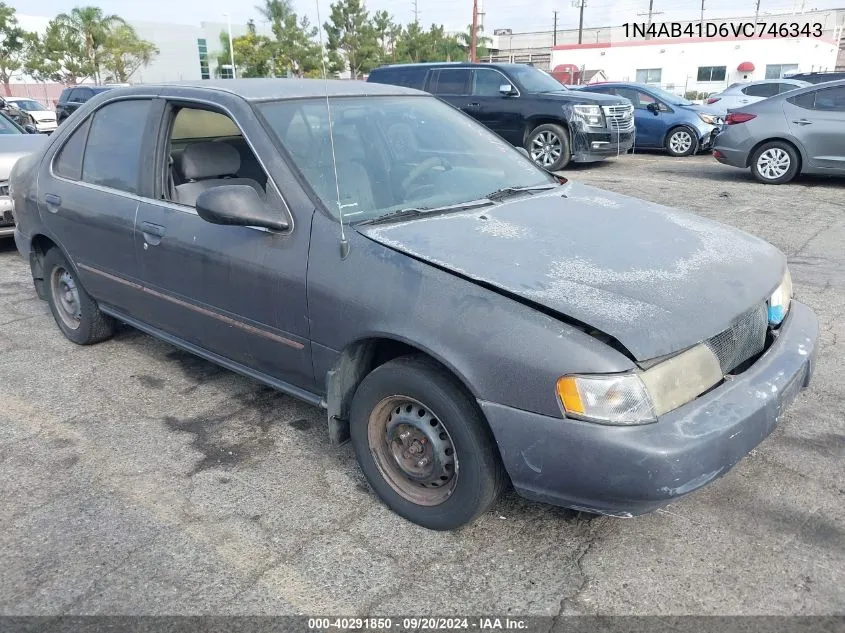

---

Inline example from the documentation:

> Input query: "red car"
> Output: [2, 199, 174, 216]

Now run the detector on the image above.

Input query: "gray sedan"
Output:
[713, 79, 845, 183]
[10, 79, 817, 530]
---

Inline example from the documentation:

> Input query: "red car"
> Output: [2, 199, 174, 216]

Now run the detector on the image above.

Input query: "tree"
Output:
[456, 24, 491, 61]
[230, 20, 273, 78]
[323, 0, 379, 79]
[371, 10, 396, 65]
[55, 6, 126, 84]
[215, 31, 235, 78]
[256, 0, 322, 77]
[0, 3, 27, 95]
[25, 19, 92, 85]
[101, 23, 158, 82]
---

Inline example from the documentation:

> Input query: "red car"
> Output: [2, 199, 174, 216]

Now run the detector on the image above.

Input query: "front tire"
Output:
[665, 127, 697, 157]
[750, 141, 799, 184]
[350, 355, 507, 530]
[526, 123, 572, 172]
[43, 248, 115, 345]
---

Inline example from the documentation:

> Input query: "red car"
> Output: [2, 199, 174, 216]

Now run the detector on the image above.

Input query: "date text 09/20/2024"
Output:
[623, 22, 823, 39]
[307, 618, 529, 630]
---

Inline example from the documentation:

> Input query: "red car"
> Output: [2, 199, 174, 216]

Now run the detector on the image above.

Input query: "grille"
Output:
[0, 184, 8, 197]
[705, 303, 768, 374]
[602, 104, 635, 131]
[0, 210, 14, 227]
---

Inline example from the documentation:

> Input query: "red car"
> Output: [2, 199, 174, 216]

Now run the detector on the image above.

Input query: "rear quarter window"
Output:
[53, 119, 91, 180]
[369, 67, 427, 90]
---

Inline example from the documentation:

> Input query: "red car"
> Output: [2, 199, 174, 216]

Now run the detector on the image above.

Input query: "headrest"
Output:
[176, 142, 241, 180]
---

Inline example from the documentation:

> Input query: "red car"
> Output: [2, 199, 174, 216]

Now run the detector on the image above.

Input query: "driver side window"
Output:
[472, 69, 506, 97]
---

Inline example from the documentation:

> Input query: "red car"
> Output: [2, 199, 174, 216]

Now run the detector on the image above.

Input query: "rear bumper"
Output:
[481, 301, 818, 516]
[713, 144, 750, 168]
[572, 130, 635, 163]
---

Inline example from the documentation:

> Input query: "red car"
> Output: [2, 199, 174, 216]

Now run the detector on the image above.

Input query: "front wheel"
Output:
[665, 127, 697, 157]
[526, 123, 572, 172]
[750, 141, 799, 184]
[350, 355, 507, 530]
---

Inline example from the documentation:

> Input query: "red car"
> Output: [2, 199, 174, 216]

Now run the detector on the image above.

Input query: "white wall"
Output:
[551, 36, 840, 94]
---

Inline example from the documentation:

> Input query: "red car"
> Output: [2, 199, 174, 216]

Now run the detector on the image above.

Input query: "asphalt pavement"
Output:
[1, 152, 843, 616]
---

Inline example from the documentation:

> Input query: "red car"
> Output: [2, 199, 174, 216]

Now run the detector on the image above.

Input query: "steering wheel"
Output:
[401, 156, 451, 195]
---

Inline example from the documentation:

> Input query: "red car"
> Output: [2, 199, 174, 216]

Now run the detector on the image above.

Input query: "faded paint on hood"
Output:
[357, 181, 784, 361]
[0, 134, 48, 179]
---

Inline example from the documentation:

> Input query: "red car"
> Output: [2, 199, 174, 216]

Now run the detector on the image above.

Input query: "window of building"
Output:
[635, 68, 662, 84]
[697, 66, 726, 82]
[765, 64, 799, 79]
[82, 100, 153, 194]
[219, 66, 234, 79]
[197, 38, 210, 80]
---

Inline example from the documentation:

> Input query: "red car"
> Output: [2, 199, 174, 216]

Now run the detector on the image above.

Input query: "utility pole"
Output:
[637, 0, 663, 38]
[469, 0, 478, 62]
[411, 0, 419, 24]
[553, 10, 558, 46]
[700, 0, 704, 23]
[572, 0, 586, 45]
[754, 0, 761, 21]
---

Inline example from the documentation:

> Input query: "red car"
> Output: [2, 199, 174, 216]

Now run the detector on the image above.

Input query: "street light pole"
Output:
[224, 13, 237, 79]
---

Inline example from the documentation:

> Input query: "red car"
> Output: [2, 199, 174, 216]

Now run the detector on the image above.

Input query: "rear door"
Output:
[785, 85, 845, 171]
[428, 68, 472, 116]
[38, 96, 158, 314]
[468, 67, 524, 145]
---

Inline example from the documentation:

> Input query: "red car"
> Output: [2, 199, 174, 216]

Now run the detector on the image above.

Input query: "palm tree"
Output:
[55, 6, 126, 84]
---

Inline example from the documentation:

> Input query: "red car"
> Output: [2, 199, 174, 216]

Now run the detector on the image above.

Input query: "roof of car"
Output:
[111, 78, 423, 101]
[371, 62, 533, 71]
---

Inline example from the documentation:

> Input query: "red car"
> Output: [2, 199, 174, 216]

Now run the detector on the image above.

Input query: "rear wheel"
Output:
[526, 123, 572, 172]
[750, 141, 799, 184]
[43, 248, 115, 345]
[665, 127, 697, 157]
[350, 355, 507, 530]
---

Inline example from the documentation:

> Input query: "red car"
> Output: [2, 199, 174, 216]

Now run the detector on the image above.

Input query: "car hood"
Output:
[0, 134, 48, 178]
[535, 90, 628, 106]
[357, 181, 784, 361]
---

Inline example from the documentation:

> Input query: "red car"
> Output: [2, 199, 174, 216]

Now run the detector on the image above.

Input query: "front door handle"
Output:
[140, 221, 166, 246]
[466, 102, 481, 108]
[792, 119, 813, 125]
[44, 193, 61, 213]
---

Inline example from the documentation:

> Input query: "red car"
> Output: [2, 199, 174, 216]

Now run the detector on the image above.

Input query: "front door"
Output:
[617, 88, 665, 148]
[132, 100, 315, 391]
[785, 85, 845, 172]
[37, 97, 157, 314]
[468, 68, 524, 146]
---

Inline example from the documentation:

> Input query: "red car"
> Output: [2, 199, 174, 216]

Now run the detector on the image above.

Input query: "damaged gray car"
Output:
[11, 80, 818, 530]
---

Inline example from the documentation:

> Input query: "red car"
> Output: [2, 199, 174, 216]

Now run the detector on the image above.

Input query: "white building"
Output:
[550, 33, 841, 95]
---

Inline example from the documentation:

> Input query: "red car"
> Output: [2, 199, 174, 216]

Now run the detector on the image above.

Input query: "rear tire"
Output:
[665, 127, 698, 157]
[750, 141, 799, 184]
[43, 248, 115, 345]
[526, 123, 572, 172]
[350, 354, 507, 530]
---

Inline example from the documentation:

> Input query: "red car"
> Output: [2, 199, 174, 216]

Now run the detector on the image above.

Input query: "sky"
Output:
[9, 0, 845, 35]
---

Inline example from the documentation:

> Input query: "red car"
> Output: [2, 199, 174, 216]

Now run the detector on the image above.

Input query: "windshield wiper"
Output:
[485, 183, 560, 201]
[357, 198, 494, 226]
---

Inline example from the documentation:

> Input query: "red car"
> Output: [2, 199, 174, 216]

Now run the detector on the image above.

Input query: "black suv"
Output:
[56, 86, 118, 124]
[367, 62, 634, 171]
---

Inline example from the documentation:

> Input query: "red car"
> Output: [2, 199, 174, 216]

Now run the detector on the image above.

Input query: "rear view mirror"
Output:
[195, 185, 289, 231]
[499, 84, 517, 96]
[24, 124, 38, 134]
[646, 102, 660, 114]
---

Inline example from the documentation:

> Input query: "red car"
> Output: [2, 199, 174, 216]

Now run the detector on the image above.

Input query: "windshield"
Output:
[0, 113, 22, 134]
[508, 65, 567, 93]
[257, 96, 555, 224]
[11, 99, 44, 112]
[645, 86, 693, 105]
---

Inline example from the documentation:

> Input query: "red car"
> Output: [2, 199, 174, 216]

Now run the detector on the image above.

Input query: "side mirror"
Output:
[499, 83, 517, 96]
[24, 124, 39, 134]
[646, 102, 660, 114]
[195, 184, 290, 232]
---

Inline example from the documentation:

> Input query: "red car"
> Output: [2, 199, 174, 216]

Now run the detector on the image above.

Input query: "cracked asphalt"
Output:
[1, 153, 843, 616]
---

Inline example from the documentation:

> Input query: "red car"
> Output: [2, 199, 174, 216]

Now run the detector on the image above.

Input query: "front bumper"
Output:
[0, 197, 15, 237]
[698, 125, 722, 151]
[572, 129, 635, 163]
[481, 301, 818, 516]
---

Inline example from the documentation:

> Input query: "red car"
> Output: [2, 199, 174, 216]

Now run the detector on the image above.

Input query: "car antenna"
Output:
[315, 0, 350, 259]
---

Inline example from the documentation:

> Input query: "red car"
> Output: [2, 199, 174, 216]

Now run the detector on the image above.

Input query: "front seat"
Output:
[174, 142, 264, 207]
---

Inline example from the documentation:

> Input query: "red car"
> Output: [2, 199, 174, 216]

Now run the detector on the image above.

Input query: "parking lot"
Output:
[1, 151, 843, 616]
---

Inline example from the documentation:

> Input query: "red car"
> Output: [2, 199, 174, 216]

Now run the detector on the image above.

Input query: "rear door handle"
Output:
[140, 221, 166, 246]
[44, 193, 61, 213]
[792, 119, 813, 125]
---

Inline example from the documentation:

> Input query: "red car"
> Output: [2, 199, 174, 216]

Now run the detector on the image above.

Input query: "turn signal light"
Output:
[726, 112, 757, 125]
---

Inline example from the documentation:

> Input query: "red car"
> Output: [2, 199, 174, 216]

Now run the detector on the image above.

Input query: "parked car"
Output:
[713, 80, 845, 184]
[705, 79, 810, 110]
[577, 82, 725, 156]
[785, 71, 845, 84]
[0, 112, 48, 237]
[11, 79, 817, 530]
[5, 97, 58, 133]
[55, 85, 119, 124]
[367, 62, 635, 171]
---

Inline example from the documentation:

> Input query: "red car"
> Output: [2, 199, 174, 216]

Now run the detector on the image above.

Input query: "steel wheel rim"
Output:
[50, 267, 82, 330]
[367, 395, 459, 506]
[530, 131, 562, 168]
[757, 148, 790, 180]
[669, 130, 693, 154]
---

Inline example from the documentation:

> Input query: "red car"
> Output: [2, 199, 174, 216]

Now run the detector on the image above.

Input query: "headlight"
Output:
[697, 112, 718, 125]
[557, 344, 723, 425]
[768, 268, 792, 326]
[572, 104, 604, 127]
